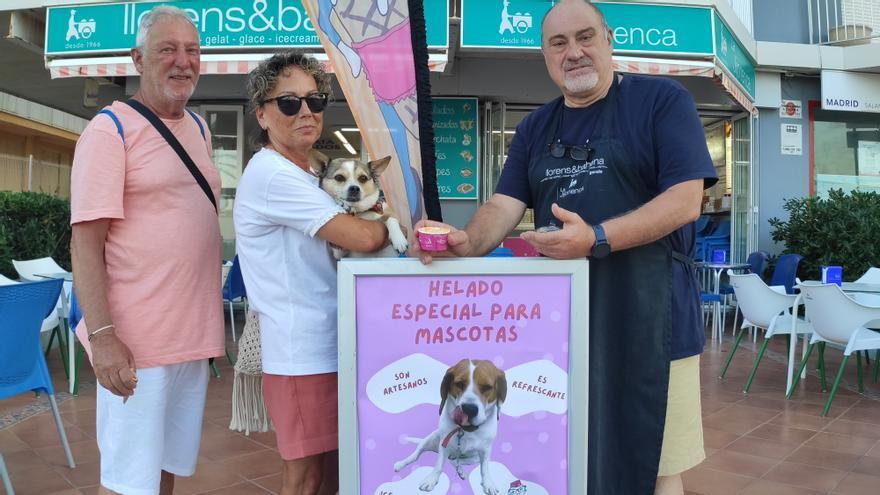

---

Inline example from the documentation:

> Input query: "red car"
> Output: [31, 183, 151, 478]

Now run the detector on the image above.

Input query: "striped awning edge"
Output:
[611, 56, 716, 78]
[714, 70, 757, 115]
[47, 53, 448, 79]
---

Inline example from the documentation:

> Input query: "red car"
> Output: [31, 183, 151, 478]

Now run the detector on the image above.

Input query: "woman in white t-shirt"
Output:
[234, 50, 389, 495]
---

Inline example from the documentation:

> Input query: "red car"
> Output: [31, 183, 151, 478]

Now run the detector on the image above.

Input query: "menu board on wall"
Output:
[433, 97, 479, 200]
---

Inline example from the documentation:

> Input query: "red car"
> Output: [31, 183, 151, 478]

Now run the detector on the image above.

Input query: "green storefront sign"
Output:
[713, 13, 756, 98]
[461, 1, 714, 55]
[46, 0, 448, 56]
[433, 98, 478, 200]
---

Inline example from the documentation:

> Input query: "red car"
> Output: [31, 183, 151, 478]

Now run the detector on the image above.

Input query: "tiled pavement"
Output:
[2, 317, 880, 494]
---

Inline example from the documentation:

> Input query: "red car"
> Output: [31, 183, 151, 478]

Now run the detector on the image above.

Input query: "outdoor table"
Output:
[36, 272, 76, 394]
[786, 281, 880, 393]
[696, 261, 750, 339]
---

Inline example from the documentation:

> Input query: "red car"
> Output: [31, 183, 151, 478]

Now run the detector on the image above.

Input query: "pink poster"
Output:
[355, 275, 572, 495]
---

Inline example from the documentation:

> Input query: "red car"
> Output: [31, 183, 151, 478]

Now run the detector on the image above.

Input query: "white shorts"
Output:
[96, 359, 209, 495]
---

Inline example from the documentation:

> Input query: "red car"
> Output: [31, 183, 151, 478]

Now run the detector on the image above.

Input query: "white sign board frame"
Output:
[337, 257, 589, 495]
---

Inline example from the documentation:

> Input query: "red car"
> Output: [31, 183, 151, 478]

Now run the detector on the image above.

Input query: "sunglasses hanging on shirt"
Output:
[549, 139, 594, 162]
[263, 93, 329, 116]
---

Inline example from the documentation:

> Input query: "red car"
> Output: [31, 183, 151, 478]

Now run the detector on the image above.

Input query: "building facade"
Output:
[1, 0, 878, 260]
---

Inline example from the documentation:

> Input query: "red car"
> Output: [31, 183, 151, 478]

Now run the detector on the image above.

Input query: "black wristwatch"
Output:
[591, 224, 611, 259]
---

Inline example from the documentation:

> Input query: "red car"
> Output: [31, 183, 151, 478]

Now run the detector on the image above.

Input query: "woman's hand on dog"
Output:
[410, 219, 470, 264]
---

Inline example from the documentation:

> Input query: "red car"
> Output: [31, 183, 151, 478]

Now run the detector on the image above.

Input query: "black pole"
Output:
[408, 0, 442, 221]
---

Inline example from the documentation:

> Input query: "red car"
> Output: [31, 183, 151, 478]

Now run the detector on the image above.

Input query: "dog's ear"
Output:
[368, 155, 393, 179]
[496, 370, 507, 404]
[308, 150, 330, 178]
[495, 370, 507, 420]
[439, 367, 454, 416]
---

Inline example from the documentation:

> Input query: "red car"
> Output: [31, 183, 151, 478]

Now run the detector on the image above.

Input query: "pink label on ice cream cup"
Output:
[417, 227, 450, 251]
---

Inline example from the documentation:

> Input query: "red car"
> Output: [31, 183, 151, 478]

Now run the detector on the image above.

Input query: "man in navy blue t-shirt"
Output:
[414, 1, 717, 493]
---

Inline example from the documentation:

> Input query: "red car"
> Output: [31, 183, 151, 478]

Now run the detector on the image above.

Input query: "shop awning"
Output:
[611, 55, 755, 115]
[47, 52, 448, 79]
[611, 56, 716, 78]
[713, 70, 757, 115]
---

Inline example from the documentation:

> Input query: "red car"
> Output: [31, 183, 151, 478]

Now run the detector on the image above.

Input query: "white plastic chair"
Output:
[787, 283, 880, 416]
[12, 257, 69, 280]
[12, 257, 72, 314]
[720, 271, 813, 394]
[855, 267, 880, 283]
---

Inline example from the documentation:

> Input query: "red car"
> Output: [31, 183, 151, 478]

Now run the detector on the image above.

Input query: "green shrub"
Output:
[0, 191, 71, 279]
[768, 189, 880, 281]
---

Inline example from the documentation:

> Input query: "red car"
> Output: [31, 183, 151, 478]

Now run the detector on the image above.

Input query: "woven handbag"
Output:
[229, 310, 273, 434]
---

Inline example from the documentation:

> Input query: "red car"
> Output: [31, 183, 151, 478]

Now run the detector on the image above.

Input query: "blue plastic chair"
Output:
[222, 256, 247, 342]
[62, 288, 88, 396]
[695, 216, 711, 236]
[67, 288, 82, 329]
[769, 253, 804, 295]
[700, 292, 725, 339]
[747, 251, 770, 279]
[699, 220, 731, 261]
[0, 279, 76, 478]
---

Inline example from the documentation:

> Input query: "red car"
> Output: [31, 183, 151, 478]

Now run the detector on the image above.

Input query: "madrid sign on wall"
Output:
[822, 70, 880, 114]
[45, 0, 448, 56]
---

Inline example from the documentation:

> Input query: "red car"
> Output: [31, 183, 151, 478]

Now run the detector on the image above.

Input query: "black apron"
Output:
[528, 75, 683, 494]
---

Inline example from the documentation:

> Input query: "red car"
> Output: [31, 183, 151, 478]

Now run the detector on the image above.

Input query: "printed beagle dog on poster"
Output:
[394, 359, 508, 495]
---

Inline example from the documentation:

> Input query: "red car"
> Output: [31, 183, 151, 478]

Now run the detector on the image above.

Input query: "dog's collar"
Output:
[337, 200, 384, 215]
[440, 424, 479, 448]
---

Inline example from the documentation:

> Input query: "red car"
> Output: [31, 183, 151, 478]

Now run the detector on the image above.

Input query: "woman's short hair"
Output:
[246, 50, 332, 147]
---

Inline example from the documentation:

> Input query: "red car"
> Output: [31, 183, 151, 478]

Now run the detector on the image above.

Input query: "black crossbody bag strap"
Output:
[125, 99, 217, 213]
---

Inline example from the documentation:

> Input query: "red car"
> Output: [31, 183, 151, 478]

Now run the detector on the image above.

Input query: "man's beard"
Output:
[562, 58, 599, 94]
[564, 70, 600, 93]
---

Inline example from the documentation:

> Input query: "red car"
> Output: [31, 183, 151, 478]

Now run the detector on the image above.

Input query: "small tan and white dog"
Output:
[309, 151, 409, 259]
[394, 359, 507, 495]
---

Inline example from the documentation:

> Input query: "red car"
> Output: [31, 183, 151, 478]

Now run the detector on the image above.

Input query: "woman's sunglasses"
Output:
[549, 141, 594, 161]
[263, 93, 329, 116]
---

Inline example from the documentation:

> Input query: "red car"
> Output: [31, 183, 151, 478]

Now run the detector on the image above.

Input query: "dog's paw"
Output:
[386, 219, 409, 254]
[391, 236, 409, 254]
[393, 460, 407, 472]
[481, 481, 500, 495]
[419, 472, 441, 491]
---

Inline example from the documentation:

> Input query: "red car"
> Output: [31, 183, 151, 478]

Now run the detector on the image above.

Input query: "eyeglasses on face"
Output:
[549, 141, 593, 161]
[263, 93, 329, 116]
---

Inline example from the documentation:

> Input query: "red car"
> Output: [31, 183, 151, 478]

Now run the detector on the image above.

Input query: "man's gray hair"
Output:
[135, 5, 197, 50]
[541, 0, 611, 41]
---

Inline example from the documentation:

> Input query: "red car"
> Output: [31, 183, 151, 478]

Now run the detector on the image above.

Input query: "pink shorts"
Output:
[262, 372, 338, 460]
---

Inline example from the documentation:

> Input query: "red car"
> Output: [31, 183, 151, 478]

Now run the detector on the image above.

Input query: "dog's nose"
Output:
[346, 185, 361, 199]
[461, 403, 479, 420]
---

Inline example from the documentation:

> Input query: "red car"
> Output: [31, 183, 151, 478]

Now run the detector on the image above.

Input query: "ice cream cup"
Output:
[417, 226, 451, 252]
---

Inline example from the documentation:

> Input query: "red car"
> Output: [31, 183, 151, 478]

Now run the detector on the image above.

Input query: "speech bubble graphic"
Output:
[468, 461, 550, 495]
[366, 353, 449, 413]
[503, 360, 568, 417]
[375, 466, 450, 495]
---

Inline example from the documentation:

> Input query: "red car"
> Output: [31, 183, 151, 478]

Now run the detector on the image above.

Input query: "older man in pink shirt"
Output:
[70, 6, 224, 495]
